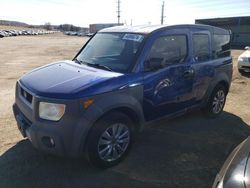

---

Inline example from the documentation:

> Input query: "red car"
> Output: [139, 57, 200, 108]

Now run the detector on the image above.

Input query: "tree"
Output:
[44, 22, 52, 30]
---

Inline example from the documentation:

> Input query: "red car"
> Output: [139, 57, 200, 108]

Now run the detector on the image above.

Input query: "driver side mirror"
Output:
[144, 58, 163, 71]
[245, 46, 249, 50]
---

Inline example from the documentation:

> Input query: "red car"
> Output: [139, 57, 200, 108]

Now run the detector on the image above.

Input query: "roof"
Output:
[99, 24, 230, 35]
[99, 25, 167, 34]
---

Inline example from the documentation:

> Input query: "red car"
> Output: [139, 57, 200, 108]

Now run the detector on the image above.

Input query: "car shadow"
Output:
[0, 111, 249, 188]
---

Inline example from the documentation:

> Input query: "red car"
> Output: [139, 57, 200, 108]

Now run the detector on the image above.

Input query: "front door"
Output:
[143, 32, 195, 121]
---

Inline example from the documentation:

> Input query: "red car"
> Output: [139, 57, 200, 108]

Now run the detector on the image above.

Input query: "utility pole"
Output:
[161, 1, 165, 25]
[117, 0, 121, 25]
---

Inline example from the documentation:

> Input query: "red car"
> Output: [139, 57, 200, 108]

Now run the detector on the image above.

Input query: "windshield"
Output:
[76, 32, 145, 73]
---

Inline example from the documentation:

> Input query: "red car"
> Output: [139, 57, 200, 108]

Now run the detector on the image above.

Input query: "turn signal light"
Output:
[83, 99, 94, 109]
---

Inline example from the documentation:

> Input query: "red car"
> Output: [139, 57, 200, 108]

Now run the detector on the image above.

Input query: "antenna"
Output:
[117, 0, 121, 24]
[161, 1, 165, 25]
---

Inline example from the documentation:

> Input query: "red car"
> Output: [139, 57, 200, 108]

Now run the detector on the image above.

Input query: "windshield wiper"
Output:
[74, 59, 113, 72]
[74, 59, 83, 64]
[86, 63, 113, 72]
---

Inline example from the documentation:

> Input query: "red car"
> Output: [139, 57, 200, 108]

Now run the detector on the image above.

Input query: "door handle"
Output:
[183, 69, 195, 78]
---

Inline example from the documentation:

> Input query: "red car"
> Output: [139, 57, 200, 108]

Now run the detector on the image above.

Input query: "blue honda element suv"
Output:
[13, 24, 232, 167]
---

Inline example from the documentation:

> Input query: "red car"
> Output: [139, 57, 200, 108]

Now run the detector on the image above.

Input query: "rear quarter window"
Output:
[213, 34, 231, 58]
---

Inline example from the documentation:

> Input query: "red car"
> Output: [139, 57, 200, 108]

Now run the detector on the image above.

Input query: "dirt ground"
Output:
[0, 33, 250, 188]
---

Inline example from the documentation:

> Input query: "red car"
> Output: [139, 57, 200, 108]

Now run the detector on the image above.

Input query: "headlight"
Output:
[238, 57, 244, 62]
[39, 102, 65, 121]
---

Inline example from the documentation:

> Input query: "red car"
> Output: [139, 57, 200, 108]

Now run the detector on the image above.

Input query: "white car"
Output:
[238, 46, 250, 73]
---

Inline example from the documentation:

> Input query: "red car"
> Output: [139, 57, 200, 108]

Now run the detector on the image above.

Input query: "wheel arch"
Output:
[206, 79, 230, 101]
[217, 80, 230, 94]
[81, 105, 144, 158]
[95, 106, 143, 133]
[72, 91, 145, 157]
[202, 74, 231, 107]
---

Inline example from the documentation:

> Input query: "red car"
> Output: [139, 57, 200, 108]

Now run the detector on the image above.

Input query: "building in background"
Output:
[195, 16, 250, 47]
[89, 23, 123, 33]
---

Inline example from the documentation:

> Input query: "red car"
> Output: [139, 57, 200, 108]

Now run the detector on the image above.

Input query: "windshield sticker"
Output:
[122, 34, 144, 42]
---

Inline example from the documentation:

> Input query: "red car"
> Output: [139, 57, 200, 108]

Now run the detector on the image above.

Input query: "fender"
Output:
[70, 85, 144, 156]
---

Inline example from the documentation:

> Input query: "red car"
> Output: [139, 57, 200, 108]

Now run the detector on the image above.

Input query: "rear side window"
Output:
[193, 34, 210, 62]
[213, 34, 230, 58]
[148, 35, 187, 67]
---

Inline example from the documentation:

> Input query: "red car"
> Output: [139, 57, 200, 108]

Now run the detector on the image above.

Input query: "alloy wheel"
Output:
[98, 123, 130, 162]
[212, 90, 225, 114]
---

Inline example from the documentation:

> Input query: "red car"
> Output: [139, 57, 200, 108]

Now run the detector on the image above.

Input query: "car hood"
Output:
[20, 60, 126, 99]
[239, 50, 250, 58]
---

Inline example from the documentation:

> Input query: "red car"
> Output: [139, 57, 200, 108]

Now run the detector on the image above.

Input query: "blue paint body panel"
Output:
[20, 60, 135, 99]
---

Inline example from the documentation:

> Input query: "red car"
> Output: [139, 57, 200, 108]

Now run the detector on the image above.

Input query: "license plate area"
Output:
[15, 113, 31, 137]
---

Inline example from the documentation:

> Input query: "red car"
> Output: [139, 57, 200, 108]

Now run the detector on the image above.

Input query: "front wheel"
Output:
[203, 85, 227, 118]
[86, 111, 134, 168]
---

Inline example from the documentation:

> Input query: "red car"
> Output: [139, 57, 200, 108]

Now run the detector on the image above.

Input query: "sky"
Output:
[0, 0, 249, 27]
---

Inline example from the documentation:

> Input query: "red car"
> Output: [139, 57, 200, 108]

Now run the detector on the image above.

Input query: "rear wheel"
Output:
[203, 84, 227, 118]
[86, 111, 134, 168]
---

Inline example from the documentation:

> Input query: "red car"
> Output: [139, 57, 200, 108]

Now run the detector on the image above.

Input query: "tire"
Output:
[86, 111, 135, 168]
[238, 69, 245, 74]
[203, 84, 227, 118]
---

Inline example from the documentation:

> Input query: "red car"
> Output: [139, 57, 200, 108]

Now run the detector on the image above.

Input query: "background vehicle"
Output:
[0, 31, 4, 38]
[212, 136, 250, 188]
[238, 46, 250, 73]
[13, 24, 232, 168]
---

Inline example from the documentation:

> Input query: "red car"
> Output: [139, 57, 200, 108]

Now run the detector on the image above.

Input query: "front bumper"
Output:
[238, 60, 250, 71]
[12, 82, 93, 157]
[13, 104, 65, 156]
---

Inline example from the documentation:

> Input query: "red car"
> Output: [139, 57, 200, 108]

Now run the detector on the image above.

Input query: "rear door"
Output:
[190, 30, 214, 103]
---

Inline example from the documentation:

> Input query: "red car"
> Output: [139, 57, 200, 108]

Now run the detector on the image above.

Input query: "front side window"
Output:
[193, 34, 210, 62]
[76, 33, 144, 73]
[146, 35, 187, 70]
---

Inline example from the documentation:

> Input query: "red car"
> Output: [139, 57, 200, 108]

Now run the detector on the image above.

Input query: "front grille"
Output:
[242, 57, 250, 62]
[20, 86, 33, 104]
[242, 66, 250, 70]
